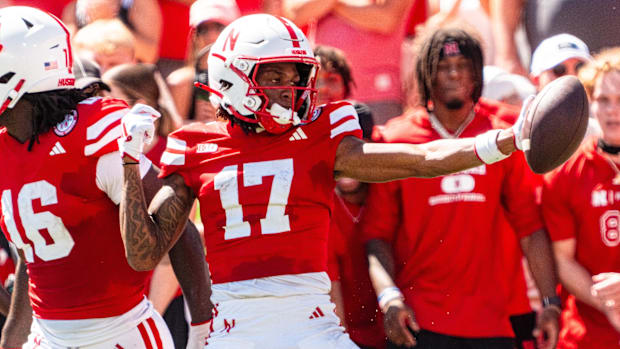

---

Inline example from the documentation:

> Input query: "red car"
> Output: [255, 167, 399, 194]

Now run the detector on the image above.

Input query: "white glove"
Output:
[512, 95, 535, 151]
[186, 320, 211, 349]
[117, 104, 161, 162]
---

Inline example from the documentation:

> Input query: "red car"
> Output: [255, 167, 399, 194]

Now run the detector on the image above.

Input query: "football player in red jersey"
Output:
[121, 14, 533, 348]
[542, 47, 620, 348]
[0, 7, 212, 348]
[362, 25, 560, 349]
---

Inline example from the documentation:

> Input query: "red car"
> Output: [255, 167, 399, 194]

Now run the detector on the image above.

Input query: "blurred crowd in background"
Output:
[0, 0, 619, 348]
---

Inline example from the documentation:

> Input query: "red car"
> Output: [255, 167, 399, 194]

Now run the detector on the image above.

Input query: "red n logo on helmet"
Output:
[223, 29, 240, 52]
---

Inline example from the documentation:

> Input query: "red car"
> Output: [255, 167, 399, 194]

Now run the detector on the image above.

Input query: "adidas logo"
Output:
[308, 306, 325, 319]
[289, 128, 308, 141]
[49, 141, 66, 156]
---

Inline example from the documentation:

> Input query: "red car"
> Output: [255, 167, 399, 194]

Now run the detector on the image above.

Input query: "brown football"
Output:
[522, 75, 589, 174]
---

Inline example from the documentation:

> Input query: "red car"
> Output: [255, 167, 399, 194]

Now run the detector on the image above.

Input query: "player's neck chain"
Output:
[429, 110, 475, 139]
[598, 139, 620, 155]
[336, 194, 364, 224]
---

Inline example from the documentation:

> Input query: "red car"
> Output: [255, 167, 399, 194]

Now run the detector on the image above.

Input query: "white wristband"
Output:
[474, 129, 510, 164]
[378, 286, 404, 311]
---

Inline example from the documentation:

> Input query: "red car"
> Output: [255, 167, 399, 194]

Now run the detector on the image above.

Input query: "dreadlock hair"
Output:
[22, 88, 88, 151]
[415, 25, 484, 112]
[216, 106, 260, 134]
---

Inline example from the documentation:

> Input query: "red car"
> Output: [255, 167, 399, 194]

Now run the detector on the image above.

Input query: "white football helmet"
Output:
[205, 14, 319, 134]
[0, 6, 75, 115]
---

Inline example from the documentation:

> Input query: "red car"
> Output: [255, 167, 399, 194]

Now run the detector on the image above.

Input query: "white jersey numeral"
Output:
[600, 210, 620, 247]
[1, 181, 75, 262]
[440, 174, 475, 193]
[214, 165, 251, 240]
[214, 159, 294, 240]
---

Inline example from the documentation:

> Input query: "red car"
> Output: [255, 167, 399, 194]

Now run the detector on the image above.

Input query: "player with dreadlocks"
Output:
[0, 7, 212, 348]
[416, 26, 484, 112]
[364, 25, 560, 349]
[18, 90, 87, 151]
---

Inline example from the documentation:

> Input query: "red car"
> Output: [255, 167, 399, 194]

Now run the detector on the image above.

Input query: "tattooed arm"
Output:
[120, 157, 195, 271]
[121, 159, 214, 325]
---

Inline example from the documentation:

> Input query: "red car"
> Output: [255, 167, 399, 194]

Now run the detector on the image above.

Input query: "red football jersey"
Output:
[329, 195, 386, 348]
[159, 101, 362, 284]
[361, 101, 541, 337]
[0, 97, 149, 320]
[542, 139, 620, 347]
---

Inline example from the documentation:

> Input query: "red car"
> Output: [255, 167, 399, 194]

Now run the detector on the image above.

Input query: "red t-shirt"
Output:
[0, 97, 149, 320]
[361, 100, 541, 337]
[159, 101, 362, 284]
[158, 0, 191, 61]
[404, 0, 428, 36]
[235, 0, 263, 15]
[542, 139, 620, 348]
[329, 195, 386, 348]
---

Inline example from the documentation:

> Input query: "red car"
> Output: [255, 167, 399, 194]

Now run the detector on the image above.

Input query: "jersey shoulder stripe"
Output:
[81, 97, 129, 157]
[329, 102, 357, 124]
[159, 122, 229, 179]
[326, 103, 360, 139]
[161, 136, 187, 166]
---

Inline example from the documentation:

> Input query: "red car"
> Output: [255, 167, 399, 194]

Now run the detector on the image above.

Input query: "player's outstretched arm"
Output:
[0, 252, 32, 347]
[334, 128, 517, 182]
